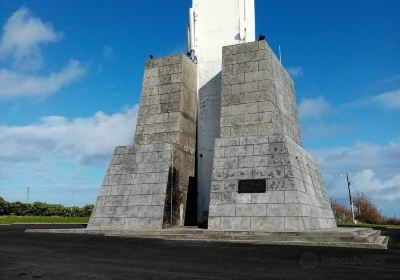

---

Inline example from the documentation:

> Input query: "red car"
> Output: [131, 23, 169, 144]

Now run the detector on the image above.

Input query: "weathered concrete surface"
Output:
[25, 227, 389, 250]
[88, 55, 197, 230]
[208, 41, 336, 231]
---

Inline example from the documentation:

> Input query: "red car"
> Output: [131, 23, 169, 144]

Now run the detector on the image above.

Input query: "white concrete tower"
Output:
[187, 0, 256, 224]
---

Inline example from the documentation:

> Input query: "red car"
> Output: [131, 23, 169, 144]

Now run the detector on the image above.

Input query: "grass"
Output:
[0, 216, 89, 225]
[338, 222, 400, 229]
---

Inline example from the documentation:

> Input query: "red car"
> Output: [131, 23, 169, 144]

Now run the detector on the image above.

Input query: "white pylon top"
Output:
[188, 0, 256, 65]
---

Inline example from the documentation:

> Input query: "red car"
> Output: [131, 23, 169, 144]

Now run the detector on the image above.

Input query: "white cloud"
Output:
[0, 7, 86, 99]
[0, 7, 62, 71]
[313, 142, 400, 176]
[351, 169, 400, 202]
[0, 105, 138, 168]
[310, 141, 400, 209]
[344, 88, 400, 111]
[0, 59, 86, 98]
[371, 89, 400, 110]
[287, 67, 303, 78]
[298, 97, 330, 119]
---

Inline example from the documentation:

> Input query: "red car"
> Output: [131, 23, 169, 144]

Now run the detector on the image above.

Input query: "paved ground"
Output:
[0, 224, 399, 280]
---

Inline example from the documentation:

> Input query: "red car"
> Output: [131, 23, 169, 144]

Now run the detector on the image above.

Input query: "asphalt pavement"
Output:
[0, 224, 399, 280]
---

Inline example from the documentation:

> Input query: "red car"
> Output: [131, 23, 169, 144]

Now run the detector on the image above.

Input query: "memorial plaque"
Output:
[238, 179, 266, 193]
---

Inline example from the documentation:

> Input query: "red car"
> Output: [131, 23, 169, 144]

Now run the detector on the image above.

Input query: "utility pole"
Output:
[346, 173, 356, 224]
[26, 186, 30, 204]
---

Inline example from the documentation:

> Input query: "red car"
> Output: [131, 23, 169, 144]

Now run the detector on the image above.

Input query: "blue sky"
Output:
[0, 0, 399, 217]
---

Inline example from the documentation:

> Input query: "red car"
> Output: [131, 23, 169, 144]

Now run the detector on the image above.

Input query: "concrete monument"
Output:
[88, 0, 336, 231]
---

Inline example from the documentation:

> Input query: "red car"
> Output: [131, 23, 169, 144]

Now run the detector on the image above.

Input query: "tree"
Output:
[353, 193, 381, 224]
[0, 197, 9, 215]
[330, 198, 352, 222]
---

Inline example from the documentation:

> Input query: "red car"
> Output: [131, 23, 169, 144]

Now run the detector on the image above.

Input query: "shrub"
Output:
[82, 204, 94, 216]
[330, 198, 352, 222]
[353, 193, 381, 224]
[0, 197, 93, 217]
[381, 216, 400, 225]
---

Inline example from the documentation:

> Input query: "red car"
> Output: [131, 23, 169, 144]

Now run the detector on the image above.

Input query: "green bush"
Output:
[0, 196, 93, 217]
[0, 197, 9, 215]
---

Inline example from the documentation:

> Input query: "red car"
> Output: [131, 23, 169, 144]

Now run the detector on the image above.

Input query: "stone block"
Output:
[128, 195, 152, 206]
[236, 193, 252, 203]
[236, 204, 267, 217]
[284, 217, 305, 231]
[208, 217, 221, 229]
[151, 195, 166, 206]
[123, 218, 150, 230]
[266, 204, 302, 217]
[251, 191, 285, 204]
[209, 204, 236, 217]
[250, 217, 284, 231]
[220, 217, 251, 230]
[221, 192, 237, 204]
[209, 192, 222, 205]
[137, 205, 164, 218]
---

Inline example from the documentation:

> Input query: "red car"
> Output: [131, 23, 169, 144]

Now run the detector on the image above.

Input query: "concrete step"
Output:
[105, 234, 389, 250]
[355, 229, 381, 243]
[25, 227, 389, 250]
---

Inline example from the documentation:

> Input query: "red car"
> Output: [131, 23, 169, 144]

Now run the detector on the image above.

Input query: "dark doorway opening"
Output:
[184, 176, 197, 226]
[162, 167, 179, 228]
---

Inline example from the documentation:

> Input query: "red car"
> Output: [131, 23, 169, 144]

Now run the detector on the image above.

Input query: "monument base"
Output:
[208, 134, 336, 231]
[25, 227, 389, 250]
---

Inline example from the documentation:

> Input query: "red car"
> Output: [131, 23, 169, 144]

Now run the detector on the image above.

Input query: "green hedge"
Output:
[0, 196, 93, 217]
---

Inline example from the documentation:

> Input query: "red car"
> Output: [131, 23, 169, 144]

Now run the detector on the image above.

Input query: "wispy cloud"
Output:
[371, 89, 400, 110]
[287, 66, 303, 78]
[0, 7, 86, 100]
[343, 87, 400, 111]
[0, 59, 86, 98]
[298, 96, 330, 119]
